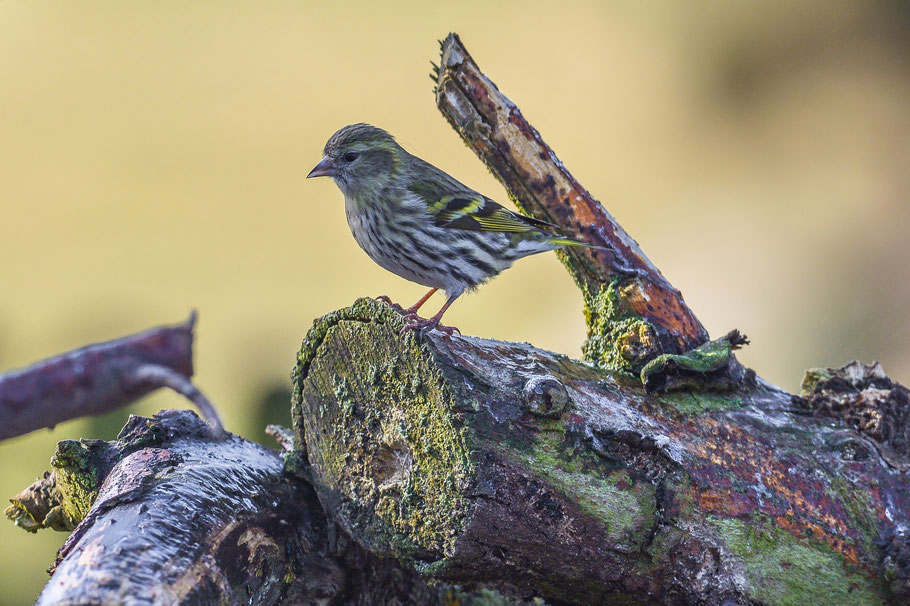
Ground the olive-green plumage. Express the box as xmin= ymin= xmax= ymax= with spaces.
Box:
xmin=307 ymin=123 xmax=592 ymax=334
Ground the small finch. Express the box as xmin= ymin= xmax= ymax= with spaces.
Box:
xmin=307 ymin=123 xmax=595 ymax=335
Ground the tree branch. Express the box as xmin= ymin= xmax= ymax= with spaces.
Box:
xmin=6 ymin=32 xmax=908 ymax=606
xmin=15 ymin=409 xmax=542 ymax=605
xmin=434 ymin=33 xmax=712 ymax=374
xmin=0 ymin=313 xmax=224 ymax=440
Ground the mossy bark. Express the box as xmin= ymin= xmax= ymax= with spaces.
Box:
xmin=292 ymin=298 xmax=908 ymax=605
xmin=15 ymin=409 xmax=525 ymax=605
xmin=15 ymin=302 xmax=906 ymax=604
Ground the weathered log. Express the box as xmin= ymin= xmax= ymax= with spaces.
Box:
xmin=292 ymin=298 xmax=909 ymax=605
xmin=21 ymin=409 xmax=528 ymax=605
xmin=29 ymin=410 xmax=322 ymax=604
xmin=15 ymin=304 xmax=907 ymax=604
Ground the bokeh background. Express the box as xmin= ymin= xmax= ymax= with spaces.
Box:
xmin=1 ymin=1 xmax=908 ymax=601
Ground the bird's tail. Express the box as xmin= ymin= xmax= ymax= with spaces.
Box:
xmin=514 ymin=231 xmax=609 ymax=258
xmin=546 ymin=235 xmax=609 ymax=251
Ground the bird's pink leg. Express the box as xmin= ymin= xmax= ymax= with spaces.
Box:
xmin=377 ymin=288 xmax=438 ymax=315
xmin=404 ymin=288 xmax=438 ymax=316
xmin=402 ymin=295 xmax=460 ymax=336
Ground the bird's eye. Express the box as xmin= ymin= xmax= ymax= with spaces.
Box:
xmin=343 ymin=152 xmax=359 ymax=162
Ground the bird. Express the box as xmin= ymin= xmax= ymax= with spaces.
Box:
xmin=307 ymin=123 xmax=597 ymax=336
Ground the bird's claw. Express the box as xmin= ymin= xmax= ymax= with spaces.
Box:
xmin=375 ymin=295 xmax=405 ymax=313
xmin=435 ymin=324 xmax=460 ymax=336
xmin=400 ymin=316 xmax=459 ymax=338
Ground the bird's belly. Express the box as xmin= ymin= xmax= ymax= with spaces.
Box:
xmin=344 ymin=201 xmax=522 ymax=297
xmin=346 ymin=205 xmax=447 ymax=290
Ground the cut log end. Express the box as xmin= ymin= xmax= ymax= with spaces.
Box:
xmin=292 ymin=298 xmax=905 ymax=604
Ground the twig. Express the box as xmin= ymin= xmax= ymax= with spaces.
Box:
xmin=265 ymin=424 xmax=295 ymax=451
xmin=131 ymin=364 xmax=225 ymax=438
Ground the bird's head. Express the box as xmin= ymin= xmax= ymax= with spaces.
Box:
xmin=307 ymin=123 xmax=403 ymax=198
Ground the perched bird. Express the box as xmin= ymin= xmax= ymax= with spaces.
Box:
xmin=307 ymin=123 xmax=595 ymax=335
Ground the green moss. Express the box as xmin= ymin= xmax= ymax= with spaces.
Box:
xmin=582 ymin=280 xmax=661 ymax=374
xmin=115 ymin=415 xmax=167 ymax=448
xmin=639 ymin=330 xmax=748 ymax=394
xmin=800 ymin=367 xmax=834 ymax=398
xmin=642 ymin=338 xmax=734 ymax=376
xmin=49 ymin=439 xmax=106 ymax=529
xmin=554 ymin=466 xmax=654 ymax=541
xmin=708 ymin=516 xmax=888 ymax=605
xmin=280 ymin=449 xmax=309 ymax=480
xmin=509 ymin=424 xmax=656 ymax=547
xmin=827 ymin=475 xmax=882 ymax=551
xmin=293 ymin=298 xmax=474 ymax=560
xmin=655 ymin=391 xmax=744 ymax=415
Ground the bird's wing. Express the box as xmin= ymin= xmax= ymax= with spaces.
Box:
xmin=406 ymin=162 xmax=558 ymax=234
xmin=431 ymin=194 xmax=558 ymax=233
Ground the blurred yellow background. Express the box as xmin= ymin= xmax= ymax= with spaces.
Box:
xmin=2 ymin=1 xmax=908 ymax=601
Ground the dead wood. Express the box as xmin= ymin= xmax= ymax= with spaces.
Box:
xmin=0 ymin=313 xmax=223 ymax=440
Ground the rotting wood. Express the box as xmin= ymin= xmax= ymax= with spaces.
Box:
xmin=6 ymin=32 xmax=908 ymax=606
xmin=15 ymin=410 xmax=532 ymax=605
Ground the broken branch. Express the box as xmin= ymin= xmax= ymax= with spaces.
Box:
xmin=434 ymin=33 xmax=710 ymax=366
xmin=0 ymin=313 xmax=224 ymax=440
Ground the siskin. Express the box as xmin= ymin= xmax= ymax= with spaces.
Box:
xmin=307 ymin=123 xmax=595 ymax=335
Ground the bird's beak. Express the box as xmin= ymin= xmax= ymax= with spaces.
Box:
xmin=307 ymin=156 xmax=338 ymax=179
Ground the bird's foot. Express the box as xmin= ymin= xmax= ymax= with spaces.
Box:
xmin=375 ymin=295 xmax=405 ymax=313
xmin=400 ymin=315 xmax=460 ymax=338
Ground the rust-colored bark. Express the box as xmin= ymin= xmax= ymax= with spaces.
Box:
xmin=290 ymin=299 xmax=909 ymax=605
xmin=434 ymin=33 xmax=708 ymax=355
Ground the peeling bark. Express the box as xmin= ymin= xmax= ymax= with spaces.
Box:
xmin=6 ymin=32 xmax=909 ymax=606
xmin=15 ymin=304 xmax=907 ymax=604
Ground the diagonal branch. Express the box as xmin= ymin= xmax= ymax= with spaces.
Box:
xmin=434 ymin=33 xmax=710 ymax=367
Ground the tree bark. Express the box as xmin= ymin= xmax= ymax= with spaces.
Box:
xmin=22 ymin=409 xmax=527 ymax=605
xmin=292 ymin=298 xmax=909 ymax=605
xmin=0 ymin=313 xmax=224 ymax=441
xmin=433 ymin=33 xmax=708 ymax=362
